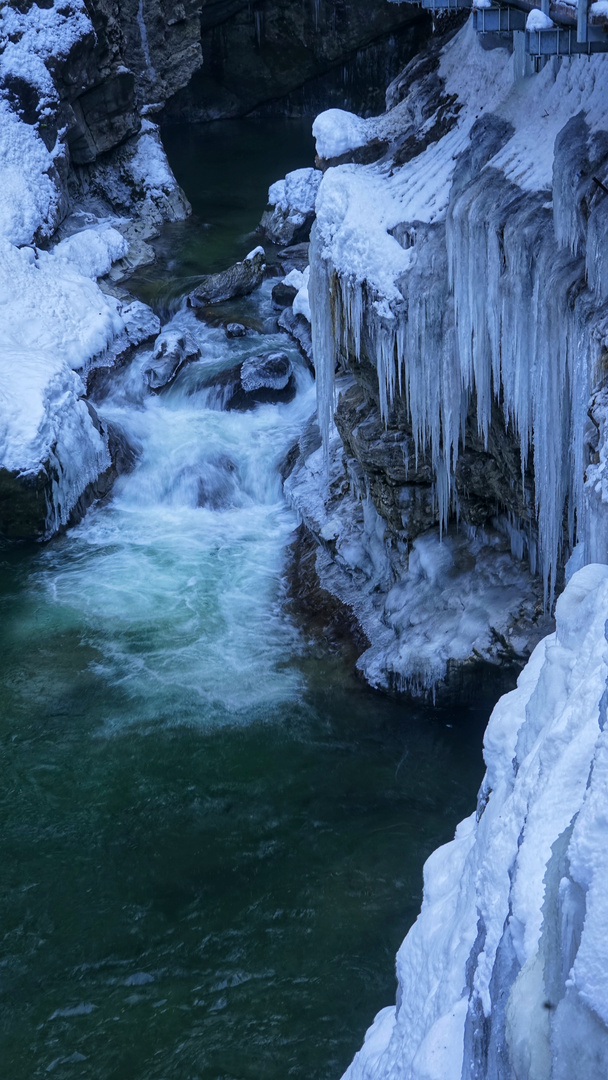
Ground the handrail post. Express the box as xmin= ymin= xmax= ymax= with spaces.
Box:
xmin=578 ymin=0 xmax=589 ymax=43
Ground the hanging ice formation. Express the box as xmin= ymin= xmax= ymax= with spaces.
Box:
xmin=310 ymin=36 xmax=608 ymax=604
xmin=137 ymin=0 xmax=157 ymax=84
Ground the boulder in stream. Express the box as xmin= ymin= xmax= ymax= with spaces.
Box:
xmin=188 ymin=247 xmax=266 ymax=307
xmin=207 ymin=351 xmax=296 ymax=411
xmin=144 ymin=330 xmax=201 ymax=391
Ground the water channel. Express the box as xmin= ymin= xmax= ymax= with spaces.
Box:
xmin=0 ymin=120 xmax=510 ymax=1080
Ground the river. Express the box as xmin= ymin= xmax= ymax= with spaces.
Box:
xmin=0 ymin=119 xmax=508 ymax=1080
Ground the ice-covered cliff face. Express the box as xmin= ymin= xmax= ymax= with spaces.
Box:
xmin=342 ymin=564 xmax=608 ymax=1080
xmin=278 ymin=19 xmax=608 ymax=692
xmin=309 ymin=22 xmax=608 ymax=604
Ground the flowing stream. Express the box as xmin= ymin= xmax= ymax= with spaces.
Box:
xmin=0 ymin=120 xmax=510 ymax=1080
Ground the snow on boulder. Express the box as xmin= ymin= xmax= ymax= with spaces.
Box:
xmin=259 ymin=168 xmax=322 ymax=246
xmin=313 ymin=109 xmax=369 ymax=161
xmin=53 ymin=224 xmax=129 ymax=279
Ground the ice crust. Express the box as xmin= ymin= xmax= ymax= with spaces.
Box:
xmin=342 ymin=565 xmax=608 ymax=1080
xmin=310 ymin=21 xmax=608 ymax=599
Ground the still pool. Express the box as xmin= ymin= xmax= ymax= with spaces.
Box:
xmin=0 ymin=119 xmax=512 ymax=1080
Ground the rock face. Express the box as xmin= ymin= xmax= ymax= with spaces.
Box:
xmin=161 ymin=0 xmax=430 ymax=121
xmin=298 ymin=20 xmax=608 ymax=678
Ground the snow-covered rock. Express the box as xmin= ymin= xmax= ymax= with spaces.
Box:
xmin=259 ymin=168 xmax=322 ymax=246
xmin=343 ymin=564 xmax=608 ymax=1080
xmin=312 ymin=108 xmax=370 ymax=160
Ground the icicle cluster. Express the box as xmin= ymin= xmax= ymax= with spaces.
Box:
xmin=311 ymin=120 xmax=608 ymax=602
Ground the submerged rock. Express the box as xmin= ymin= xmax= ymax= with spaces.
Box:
xmin=188 ymin=248 xmax=266 ymax=307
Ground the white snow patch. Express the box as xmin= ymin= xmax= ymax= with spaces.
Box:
xmin=526 ymin=8 xmax=555 ymax=28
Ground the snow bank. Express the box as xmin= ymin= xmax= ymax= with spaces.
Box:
xmin=344 ymin=565 xmax=608 ymax=1079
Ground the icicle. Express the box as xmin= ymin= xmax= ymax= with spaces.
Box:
xmin=309 ymin=223 xmax=337 ymax=462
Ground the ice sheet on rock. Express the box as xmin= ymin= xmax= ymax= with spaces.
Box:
xmin=343 ymin=565 xmax=608 ymax=1080
xmin=284 ymin=402 xmax=541 ymax=695
xmin=0 ymin=236 xmax=130 ymax=526
xmin=0 ymin=345 xmax=110 ymax=530
xmin=359 ymin=530 xmax=536 ymax=694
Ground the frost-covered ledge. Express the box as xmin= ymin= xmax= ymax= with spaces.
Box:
xmin=343 ymin=564 xmax=608 ymax=1080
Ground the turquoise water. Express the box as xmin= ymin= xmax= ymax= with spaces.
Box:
xmin=0 ymin=120 xmax=508 ymax=1080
